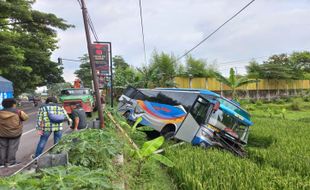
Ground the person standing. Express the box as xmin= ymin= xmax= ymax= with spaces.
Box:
xmin=0 ymin=98 xmax=29 ymax=167
xmin=34 ymin=97 xmax=71 ymax=158
xmin=69 ymin=103 xmax=87 ymax=131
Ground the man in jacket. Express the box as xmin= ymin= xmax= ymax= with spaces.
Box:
xmin=0 ymin=98 xmax=29 ymax=167
xmin=34 ymin=97 xmax=71 ymax=158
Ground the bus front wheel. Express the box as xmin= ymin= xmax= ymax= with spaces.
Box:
xmin=161 ymin=124 xmax=176 ymax=140
xmin=163 ymin=131 xmax=175 ymax=140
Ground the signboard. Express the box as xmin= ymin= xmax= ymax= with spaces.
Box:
xmin=91 ymin=43 xmax=110 ymax=74
xmin=97 ymin=74 xmax=106 ymax=89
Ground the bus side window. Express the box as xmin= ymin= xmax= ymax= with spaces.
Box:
xmin=124 ymin=87 xmax=136 ymax=98
xmin=141 ymin=90 xmax=159 ymax=102
xmin=190 ymin=98 xmax=210 ymax=125
xmin=156 ymin=92 xmax=178 ymax=105
xmin=133 ymin=91 xmax=146 ymax=100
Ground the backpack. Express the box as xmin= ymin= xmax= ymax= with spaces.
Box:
xmin=44 ymin=105 xmax=66 ymax=124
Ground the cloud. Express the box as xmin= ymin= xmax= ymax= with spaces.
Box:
xmin=33 ymin=0 xmax=310 ymax=80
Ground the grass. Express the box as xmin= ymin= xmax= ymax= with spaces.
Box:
xmin=165 ymin=98 xmax=310 ymax=190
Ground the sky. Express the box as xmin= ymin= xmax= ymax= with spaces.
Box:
xmin=33 ymin=0 xmax=310 ymax=82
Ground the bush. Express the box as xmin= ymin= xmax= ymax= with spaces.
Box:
xmin=262 ymin=99 xmax=272 ymax=104
xmin=0 ymin=166 xmax=114 ymax=190
xmin=303 ymin=95 xmax=310 ymax=102
xmin=244 ymin=104 xmax=256 ymax=111
xmin=273 ymin=98 xmax=285 ymax=104
xmin=255 ymin=100 xmax=263 ymax=106
xmin=289 ymin=99 xmax=302 ymax=111
xmin=52 ymin=128 xmax=123 ymax=170
xmin=249 ymin=99 xmax=257 ymax=104
xmin=283 ymin=96 xmax=293 ymax=103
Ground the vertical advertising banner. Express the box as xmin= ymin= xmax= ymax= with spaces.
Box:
xmin=91 ymin=43 xmax=110 ymax=75
xmin=91 ymin=42 xmax=111 ymax=89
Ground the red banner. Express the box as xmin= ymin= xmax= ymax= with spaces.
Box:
xmin=91 ymin=43 xmax=110 ymax=74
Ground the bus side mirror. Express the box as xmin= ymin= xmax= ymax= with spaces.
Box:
xmin=213 ymin=102 xmax=220 ymax=111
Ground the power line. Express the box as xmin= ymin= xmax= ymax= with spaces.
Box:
xmin=138 ymin=0 xmax=148 ymax=65
xmin=77 ymin=0 xmax=99 ymax=41
xmin=175 ymin=0 xmax=256 ymax=62
xmin=77 ymin=0 xmax=82 ymax=8
xmin=217 ymin=56 xmax=267 ymax=65
xmin=87 ymin=12 xmax=99 ymax=41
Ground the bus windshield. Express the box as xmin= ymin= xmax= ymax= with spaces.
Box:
xmin=217 ymin=98 xmax=250 ymax=120
xmin=61 ymin=89 xmax=91 ymax=96
xmin=208 ymin=109 xmax=249 ymax=143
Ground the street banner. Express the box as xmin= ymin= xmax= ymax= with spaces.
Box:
xmin=91 ymin=43 xmax=110 ymax=74
xmin=97 ymin=74 xmax=106 ymax=89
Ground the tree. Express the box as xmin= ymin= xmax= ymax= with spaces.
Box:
xmin=0 ymin=0 xmax=73 ymax=95
xmin=264 ymin=53 xmax=303 ymax=80
xmin=47 ymin=82 xmax=72 ymax=96
xmin=113 ymin=55 xmax=129 ymax=69
xmin=138 ymin=51 xmax=177 ymax=88
xmin=74 ymin=55 xmax=92 ymax=88
xmin=176 ymin=64 xmax=187 ymax=77
xmin=215 ymin=68 xmax=256 ymax=99
xmin=114 ymin=67 xmax=140 ymax=88
xmin=113 ymin=55 xmax=139 ymax=87
xmin=289 ymin=51 xmax=310 ymax=74
xmin=185 ymin=55 xmax=207 ymax=77
xmin=260 ymin=63 xmax=294 ymax=98
xmin=246 ymin=60 xmax=262 ymax=99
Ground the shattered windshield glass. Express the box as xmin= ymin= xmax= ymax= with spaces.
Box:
xmin=208 ymin=109 xmax=249 ymax=143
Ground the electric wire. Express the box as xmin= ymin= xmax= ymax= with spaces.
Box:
xmin=77 ymin=0 xmax=82 ymax=8
xmin=138 ymin=0 xmax=148 ymax=65
xmin=175 ymin=0 xmax=256 ymax=62
xmin=87 ymin=12 xmax=99 ymax=42
xmin=218 ymin=56 xmax=267 ymax=65
xmin=77 ymin=0 xmax=99 ymax=42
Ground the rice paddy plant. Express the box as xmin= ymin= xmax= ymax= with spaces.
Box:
xmin=166 ymin=106 xmax=310 ymax=190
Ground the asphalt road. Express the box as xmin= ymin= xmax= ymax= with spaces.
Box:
xmin=0 ymin=102 xmax=71 ymax=177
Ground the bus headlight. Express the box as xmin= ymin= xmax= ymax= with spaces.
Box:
xmin=201 ymin=129 xmax=208 ymax=137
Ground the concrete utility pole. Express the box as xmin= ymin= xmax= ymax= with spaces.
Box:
xmin=80 ymin=0 xmax=105 ymax=128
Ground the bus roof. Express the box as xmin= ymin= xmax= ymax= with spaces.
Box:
xmin=155 ymin=88 xmax=220 ymax=97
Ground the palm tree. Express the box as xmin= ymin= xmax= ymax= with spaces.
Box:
xmin=215 ymin=68 xmax=257 ymax=99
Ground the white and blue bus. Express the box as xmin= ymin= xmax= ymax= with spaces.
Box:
xmin=118 ymin=86 xmax=253 ymax=156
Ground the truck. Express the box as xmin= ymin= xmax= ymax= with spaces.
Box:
xmin=118 ymin=86 xmax=253 ymax=157
xmin=59 ymin=88 xmax=95 ymax=117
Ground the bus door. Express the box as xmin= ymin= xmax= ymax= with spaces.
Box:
xmin=175 ymin=95 xmax=214 ymax=143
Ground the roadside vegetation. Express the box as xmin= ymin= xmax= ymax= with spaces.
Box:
xmin=0 ymin=109 xmax=176 ymax=190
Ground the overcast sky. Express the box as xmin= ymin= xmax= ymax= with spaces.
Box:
xmin=33 ymin=0 xmax=310 ymax=82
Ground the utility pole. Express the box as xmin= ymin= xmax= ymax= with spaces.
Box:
xmin=80 ymin=0 xmax=105 ymax=128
